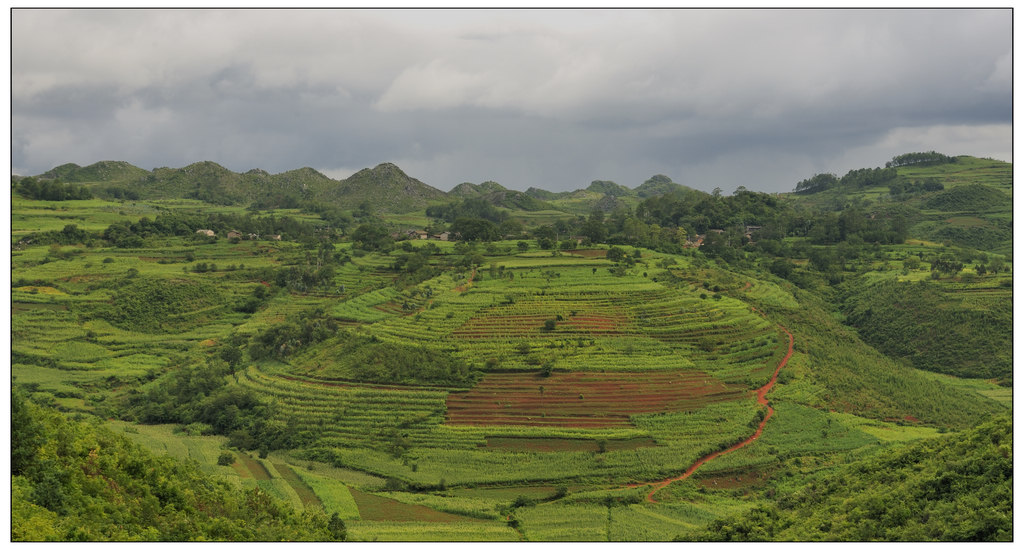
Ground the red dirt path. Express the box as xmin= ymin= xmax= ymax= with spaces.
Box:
xmin=643 ymin=319 xmax=794 ymax=502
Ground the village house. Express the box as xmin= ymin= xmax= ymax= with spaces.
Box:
xmin=267 ymin=234 xmax=282 ymax=241
xmin=407 ymin=229 xmax=429 ymax=240
xmin=433 ymin=231 xmax=450 ymax=241
xmin=744 ymin=225 xmax=762 ymax=242
xmin=195 ymin=229 xmax=215 ymax=237
xmin=226 ymin=231 xmax=242 ymax=239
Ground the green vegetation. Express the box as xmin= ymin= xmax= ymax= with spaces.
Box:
xmin=696 ymin=414 xmax=1011 ymax=541
xmin=11 ymin=391 xmax=345 ymax=541
xmin=11 ymin=153 xmax=1011 ymax=541
xmin=840 ymin=276 xmax=1011 ymax=382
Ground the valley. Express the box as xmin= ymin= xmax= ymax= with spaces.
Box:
xmin=10 ymin=153 xmax=1013 ymax=541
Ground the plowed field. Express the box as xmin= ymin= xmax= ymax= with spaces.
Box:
xmin=446 ymin=371 xmax=746 ymax=428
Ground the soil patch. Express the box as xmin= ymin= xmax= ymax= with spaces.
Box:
xmin=349 ymin=488 xmax=485 ymax=523
xmin=12 ymin=302 xmax=68 ymax=314
xmin=236 ymin=452 xmax=271 ymax=481
xmin=564 ymin=249 xmax=608 ymax=258
xmin=696 ymin=469 xmax=771 ymax=490
xmin=274 ymin=463 xmax=323 ymax=509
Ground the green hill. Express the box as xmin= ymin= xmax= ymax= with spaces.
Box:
xmin=41 ymin=160 xmax=150 ymax=183
xmin=587 ymin=180 xmax=634 ymax=197
xmin=635 ymin=174 xmax=689 ymax=198
xmin=323 ymin=162 xmax=447 ymax=214
xmin=787 ymin=155 xmax=1012 ymax=253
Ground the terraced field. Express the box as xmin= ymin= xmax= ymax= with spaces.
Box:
xmin=446 ymin=371 xmax=746 ymax=428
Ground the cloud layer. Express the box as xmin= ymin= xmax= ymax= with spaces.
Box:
xmin=12 ymin=8 xmax=1011 ymax=193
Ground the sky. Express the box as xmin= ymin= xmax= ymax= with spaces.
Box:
xmin=10 ymin=7 xmax=1013 ymax=194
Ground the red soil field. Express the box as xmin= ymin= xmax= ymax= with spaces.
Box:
xmin=564 ymin=249 xmax=609 ymax=258
xmin=446 ymin=371 xmax=747 ymax=428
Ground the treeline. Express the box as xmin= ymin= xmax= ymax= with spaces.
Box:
xmin=17 ymin=211 xmax=334 ymax=250
xmin=13 ymin=391 xmax=346 ymax=541
xmin=693 ymin=413 xmax=1011 ymax=541
xmin=98 ymin=212 xmax=328 ymax=248
xmin=14 ymin=177 xmax=93 ymax=201
xmin=426 ymin=197 xmax=509 ymax=223
xmin=886 ymin=151 xmax=957 ymax=168
xmin=794 ymin=167 xmax=898 ymax=194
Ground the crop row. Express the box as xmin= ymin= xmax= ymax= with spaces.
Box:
xmin=446 ymin=370 xmax=748 ymax=428
xmin=236 ymin=367 xmax=486 ymax=450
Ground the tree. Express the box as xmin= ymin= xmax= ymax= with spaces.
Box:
xmin=328 ymin=513 xmax=347 ymax=541
xmin=581 ymin=210 xmax=607 ymax=243
xmin=451 ymin=217 xmax=500 ymax=242
xmin=351 ymin=223 xmax=392 ymax=251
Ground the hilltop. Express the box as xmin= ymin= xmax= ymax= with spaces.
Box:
xmin=23 ymin=160 xmax=705 ymax=217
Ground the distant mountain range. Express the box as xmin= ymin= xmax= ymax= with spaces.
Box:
xmin=21 ymin=160 xmax=695 ymax=214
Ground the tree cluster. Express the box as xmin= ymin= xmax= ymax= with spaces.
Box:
xmin=14 ymin=177 xmax=93 ymax=201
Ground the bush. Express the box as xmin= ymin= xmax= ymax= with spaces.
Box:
xmin=217 ymin=451 xmax=235 ymax=466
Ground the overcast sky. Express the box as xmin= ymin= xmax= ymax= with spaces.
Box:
xmin=11 ymin=8 xmax=1012 ymax=194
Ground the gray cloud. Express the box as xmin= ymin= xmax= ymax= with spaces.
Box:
xmin=12 ymin=8 xmax=1011 ymax=194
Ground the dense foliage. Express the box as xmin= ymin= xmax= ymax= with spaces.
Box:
xmin=125 ymin=357 xmax=306 ymax=452
xmin=696 ymin=414 xmax=1011 ymax=541
xmin=337 ymin=337 xmax=478 ymax=387
xmin=426 ymin=196 xmax=509 ymax=223
xmin=12 ymin=392 xmax=345 ymax=541
xmin=840 ymin=278 xmax=1012 ymax=382
xmin=109 ymin=277 xmax=224 ymax=333
xmin=247 ymin=308 xmax=339 ymax=360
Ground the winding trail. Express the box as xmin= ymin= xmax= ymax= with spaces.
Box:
xmin=644 ymin=317 xmax=794 ymax=503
